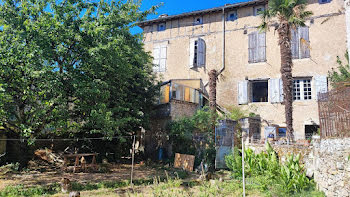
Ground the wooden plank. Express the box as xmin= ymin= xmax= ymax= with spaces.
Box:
xmin=174 ymin=153 xmax=195 ymax=172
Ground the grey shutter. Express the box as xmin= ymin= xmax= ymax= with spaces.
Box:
xmin=291 ymin=28 xmax=299 ymax=59
xmin=269 ymin=78 xmax=280 ymax=103
xmin=314 ymin=75 xmax=328 ymax=100
xmin=238 ymin=80 xmax=249 ymax=105
xmin=198 ymin=38 xmax=205 ymax=67
xmin=279 ymin=78 xmax=284 ymax=102
xmin=299 ymin=27 xmax=310 ymax=58
xmin=248 ymin=33 xmax=257 ymax=63
xmin=257 ymin=32 xmax=266 ymax=62
xmin=189 ymin=40 xmax=195 ymax=68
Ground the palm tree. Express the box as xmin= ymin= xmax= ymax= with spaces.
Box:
xmin=260 ymin=0 xmax=312 ymax=142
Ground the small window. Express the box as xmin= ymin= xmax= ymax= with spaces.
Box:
xmin=157 ymin=23 xmax=166 ymax=31
xmin=305 ymin=125 xmax=319 ymax=140
xmin=254 ymin=5 xmax=265 ymax=16
xmin=194 ymin=16 xmax=203 ymax=25
xmin=293 ymin=78 xmax=312 ymax=101
xmin=251 ymin=81 xmax=268 ymax=103
xmin=277 ymin=127 xmax=287 ymax=138
xmin=227 ymin=11 xmax=238 ymax=21
xmin=318 ymin=0 xmax=331 ymax=4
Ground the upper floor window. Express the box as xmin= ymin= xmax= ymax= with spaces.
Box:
xmin=254 ymin=5 xmax=265 ymax=16
xmin=157 ymin=23 xmax=166 ymax=31
xmin=189 ymin=38 xmax=206 ymax=68
xmin=153 ymin=44 xmax=167 ymax=72
xmin=227 ymin=11 xmax=238 ymax=21
xmin=291 ymin=26 xmax=310 ymax=59
xmin=293 ymin=78 xmax=312 ymax=101
xmin=318 ymin=0 xmax=331 ymax=4
xmin=248 ymin=31 xmax=266 ymax=63
xmin=194 ymin=16 xmax=203 ymax=25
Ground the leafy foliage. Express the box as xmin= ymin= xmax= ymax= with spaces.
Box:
xmin=328 ymin=51 xmax=350 ymax=87
xmin=167 ymin=107 xmax=218 ymax=169
xmin=0 ymin=0 xmax=159 ymax=142
xmin=260 ymin=0 xmax=313 ymax=30
xmin=225 ymin=142 xmax=314 ymax=194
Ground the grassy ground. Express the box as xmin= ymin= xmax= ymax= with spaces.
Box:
xmin=0 ymin=172 xmax=325 ymax=197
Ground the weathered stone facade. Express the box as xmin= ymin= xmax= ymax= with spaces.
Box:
xmin=247 ymin=138 xmax=350 ymax=197
xmin=139 ymin=0 xmax=347 ymax=139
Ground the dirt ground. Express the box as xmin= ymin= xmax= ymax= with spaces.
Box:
xmin=0 ymin=163 xmax=170 ymax=190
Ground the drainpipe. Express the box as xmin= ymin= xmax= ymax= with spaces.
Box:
xmin=219 ymin=5 xmax=226 ymax=75
xmin=345 ymin=0 xmax=350 ymax=54
xmin=204 ymin=5 xmax=227 ymax=88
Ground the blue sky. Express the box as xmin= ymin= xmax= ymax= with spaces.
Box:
xmin=132 ymin=0 xmax=250 ymax=34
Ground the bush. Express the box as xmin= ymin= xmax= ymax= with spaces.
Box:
xmin=225 ymin=142 xmax=316 ymax=194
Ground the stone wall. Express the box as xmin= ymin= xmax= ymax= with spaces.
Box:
xmin=247 ymin=138 xmax=350 ymax=197
xmin=311 ymin=138 xmax=350 ymax=197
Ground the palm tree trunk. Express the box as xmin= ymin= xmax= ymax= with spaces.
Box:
xmin=277 ymin=20 xmax=294 ymax=143
xmin=208 ymin=69 xmax=218 ymax=111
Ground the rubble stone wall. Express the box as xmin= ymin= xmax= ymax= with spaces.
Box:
xmin=247 ymin=138 xmax=350 ymax=197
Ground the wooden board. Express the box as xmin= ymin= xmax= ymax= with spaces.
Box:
xmin=174 ymin=153 xmax=195 ymax=172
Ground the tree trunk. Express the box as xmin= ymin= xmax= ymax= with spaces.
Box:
xmin=277 ymin=20 xmax=294 ymax=143
xmin=208 ymin=69 xmax=218 ymax=136
xmin=208 ymin=70 xmax=218 ymax=111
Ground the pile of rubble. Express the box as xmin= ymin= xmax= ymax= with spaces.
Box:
xmin=28 ymin=149 xmax=64 ymax=171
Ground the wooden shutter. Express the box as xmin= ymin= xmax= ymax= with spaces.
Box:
xmin=159 ymin=45 xmax=167 ymax=72
xmin=197 ymin=38 xmax=205 ymax=67
xmin=189 ymin=40 xmax=195 ymax=68
xmin=314 ymin=75 xmax=328 ymax=100
xmin=299 ymin=27 xmax=310 ymax=58
xmin=269 ymin=78 xmax=280 ymax=103
xmin=238 ymin=80 xmax=249 ymax=105
xmin=257 ymin=32 xmax=266 ymax=62
xmin=291 ymin=28 xmax=299 ymax=59
xmin=279 ymin=78 xmax=284 ymax=102
xmin=153 ymin=46 xmax=161 ymax=71
xmin=248 ymin=33 xmax=257 ymax=63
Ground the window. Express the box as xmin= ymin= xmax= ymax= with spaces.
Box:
xmin=318 ymin=0 xmax=331 ymax=4
xmin=157 ymin=23 xmax=166 ymax=31
xmin=277 ymin=127 xmax=287 ymax=138
xmin=251 ymin=81 xmax=268 ymax=102
xmin=189 ymin=38 xmax=205 ymax=68
xmin=291 ymin=27 xmax=310 ymax=59
xmin=194 ymin=16 xmax=203 ymax=25
xmin=227 ymin=11 xmax=238 ymax=21
xmin=254 ymin=5 xmax=265 ymax=16
xmin=237 ymin=80 xmax=268 ymax=104
xmin=153 ymin=45 xmax=167 ymax=72
xmin=305 ymin=125 xmax=319 ymax=140
xmin=248 ymin=32 xmax=266 ymax=63
xmin=293 ymin=78 xmax=312 ymax=101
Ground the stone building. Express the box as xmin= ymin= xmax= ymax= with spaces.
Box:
xmin=138 ymin=0 xmax=347 ymax=140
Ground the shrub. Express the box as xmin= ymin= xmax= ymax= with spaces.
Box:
xmin=225 ymin=142 xmax=315 ymax=194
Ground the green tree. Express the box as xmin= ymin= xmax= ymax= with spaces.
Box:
xmin=0 ymin=0 xmax=158 ymax=143
xmin=328 ymin=51 xmax=350 ymax=87
xmin=260 ymin=0 xmax=312 ymax=142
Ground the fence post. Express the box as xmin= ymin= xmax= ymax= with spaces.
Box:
xmin=242 ymin=132 xmax=246 ymax=197
xmin=131 ymin=135 xmax=136 ymax=186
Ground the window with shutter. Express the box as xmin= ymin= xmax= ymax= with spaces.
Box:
xmin=189 ymin=38 xmax=206 ymax=68
xmin=248 ymin=32 xmax=266 ymax=63
xmin=291 ymin=27 xmax=310 ymax=59
xmin=293 ymin=77 xmax=312 ymax=101
xmin=153 ymin=45 xmax=167 ymax=72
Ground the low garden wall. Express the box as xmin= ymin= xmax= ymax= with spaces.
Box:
xmin=247 ymin=138 xmax=350 ymax=197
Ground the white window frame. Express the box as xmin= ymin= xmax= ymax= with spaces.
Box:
xmin=153 ymin=45 xmax=167 ymax=72
xmin=254 ymin=5 xmax=265 ymax=16
xmin=194 ymin=16 xmax=203 ymax=25
xmin=227 ymin=10 xmax=238 ymax=21
xmin=293 ymin=78 xmax=312 ymax=101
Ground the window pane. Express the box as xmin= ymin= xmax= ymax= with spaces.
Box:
xmin=293 ymin=80 xmax=301 ymax=100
